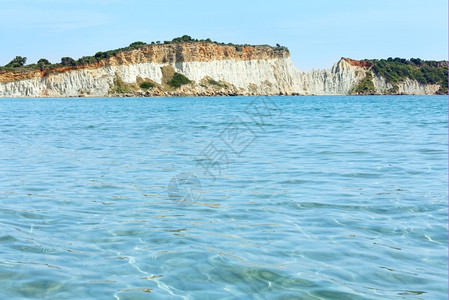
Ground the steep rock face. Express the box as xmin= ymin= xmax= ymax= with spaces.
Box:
xmin=0 ymin=43 xmax=443 ymax=97
xmin=0 ymin=58 xmax=301 ymax=97
xmin=372 ymin=76 xmax=441 ymax=95
xmin=174 ymin=57 xmax=301 ymax=94
xmin=0 ymin=43 xmax=297 ymax=97
xmin=297 ymin=59 xmax=366 ymax=95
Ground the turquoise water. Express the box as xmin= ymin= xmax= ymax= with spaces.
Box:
xmin=0 ymin=96 xmax=447 ymax=299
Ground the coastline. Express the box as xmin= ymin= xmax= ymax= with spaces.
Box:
xmin=0 ymin=43 xmax=446 ymax=98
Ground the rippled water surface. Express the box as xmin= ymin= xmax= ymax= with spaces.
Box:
xmin=0 ymin=96 xmax=447 ymax=299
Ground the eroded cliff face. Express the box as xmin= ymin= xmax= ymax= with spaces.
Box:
xmin=0 ymin=43 xmax=443 ymax=97
xmin=371 ymin=76 xmax=441 ymax=95
xmin=297 ymin=59 xmax=367 ymax=95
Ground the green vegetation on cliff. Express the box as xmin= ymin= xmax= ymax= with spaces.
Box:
xmin=365 ymin=58 xmax=448 ymax=94
xmin=163 ymin=35 xmax=289 ymax=53
xmin=110 ymin=75 xmax=133 ymax=94
xmin=168 ymin=73 xmax=191 ymax=88
xmin=207 ymin=78 xmax=226 ymax=88
xmin=108 ymin=66 xmax=193 ymax=95
xmin=350 ymin=72 xmax=376 ymax=95
xmin=93 ymin=41 xmax=148 ymax=61
xmin=5 ymin=56 xmax=27 ymax=68
xmin=139 ymin=81 xmax=155 ymax=90
xmin=37 ymin=58 xmax=51 ymax=70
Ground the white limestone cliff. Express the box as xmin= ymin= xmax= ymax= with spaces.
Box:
xmin=372 ymin=76 xmax=441 ymax=95
xmin=0 ymin=54 xmax=442 ymax=97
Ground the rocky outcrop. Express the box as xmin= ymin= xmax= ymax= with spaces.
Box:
xmin=372 ymin=76 xmax=441 ymax=95
xmin=0 ymin=43 xmax=444 ymax=97
xmin=296 ymin=59 xmax=367 ymax=95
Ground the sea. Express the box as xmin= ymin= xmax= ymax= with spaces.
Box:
xmin=0 ymin=96 xmax=447 ymax=299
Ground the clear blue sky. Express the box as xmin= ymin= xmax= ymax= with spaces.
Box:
xmin=0 ymin=0 xmax=447 ymax=70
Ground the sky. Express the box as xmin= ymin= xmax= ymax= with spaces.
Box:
xmin=0 ymin=0 xmax=447 ymax=71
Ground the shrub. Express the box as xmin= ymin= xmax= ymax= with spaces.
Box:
xmin=351 ymin=72 xmax=376 ymax=94
xmin=77 ymin=56 xmax=97 ymax=65
xmin=61 ymin=57 xmax=76 ymax=66
xmin=5 ymin=56 xmax=27 ymax=68
xmin=139 ymin=81 xmax=155 ymax=90
xmin=37 ymin=58 xmax=50 ymax=70
xmin=208 ymin=78 xmax=225 ymax=87
xmin=172 ymin=35 xmax=198 ymax=43
xmin=37 ymin=58 xmax=50 ymax=65
xmin=95 ymin=51 xmax=110 ymax=60
xmin=168 ymin=72 xmax=191 ymax=88
xmin=110 ymin=75 xmax=131 ymax=94
xmin=129 ymin=41 xmax=147 ymax=49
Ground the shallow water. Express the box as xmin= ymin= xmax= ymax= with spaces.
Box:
xmin=0 ymin=96 xmax=447 ymax=299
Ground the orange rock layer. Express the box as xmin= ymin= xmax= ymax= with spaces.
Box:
xmin=343 ymin=58 xmax=373 ymax=68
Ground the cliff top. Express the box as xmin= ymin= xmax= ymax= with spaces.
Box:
xmin=0 ymin=36 xmax=290 ymax=83
xmin=0 ymin=35 xmax=289 ymax=72
xmin=342 ymin=57 xmax=448 ymax=91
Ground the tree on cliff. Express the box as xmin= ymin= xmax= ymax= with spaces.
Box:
xmin=5 ymin=56 xmax=27 ymax=68
xmin=37 ymin=58 xmax=50 ymax=65
xmin=172 ymin=35 xmax=197 ymax=43
xmin=61 ymin=57 xmax=76 ymax=67
xmin=37 ymin=58 xmax=51 ymax=71
xmin=128 ymin=41 xmax=147 ymax=49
